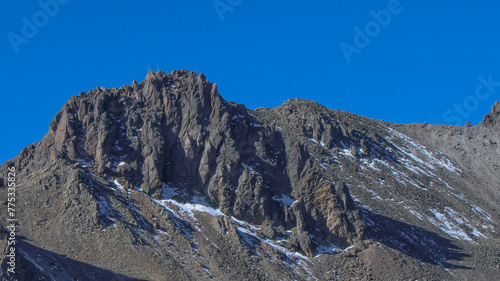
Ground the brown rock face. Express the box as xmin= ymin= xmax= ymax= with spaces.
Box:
xmin=1 ymin=70 xmax=498 ymax=280
xmin=8 ymin=70 xmax=363 ymax=256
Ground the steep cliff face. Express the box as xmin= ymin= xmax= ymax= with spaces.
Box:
xmin=0 ymin=71 xmax=499 ymax=280
xmin=31 ymin=70 xmax=364 ymax=253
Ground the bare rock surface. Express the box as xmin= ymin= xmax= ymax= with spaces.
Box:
xmin=0 ymin=70 xmax=499 ymax=280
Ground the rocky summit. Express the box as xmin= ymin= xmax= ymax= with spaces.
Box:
xmin=1 ymin=70 xmax=499 ymax=280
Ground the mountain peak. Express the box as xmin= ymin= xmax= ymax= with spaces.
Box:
xmin=1 ymin=71 xmax=499 ymax=280
xmin=481 ymin=101 xmax=500 ymax=128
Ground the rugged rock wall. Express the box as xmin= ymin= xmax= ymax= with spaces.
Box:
xmin=4 ymin=70 xmax=364 ymax=257
xmin=1 ymin=70 xmax=498 ymax=280
xmin=481 ymin=100 xmax=500 ymax=128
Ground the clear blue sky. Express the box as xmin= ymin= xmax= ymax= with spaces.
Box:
xmin=2 ymin=1 xmax=500 ymax=163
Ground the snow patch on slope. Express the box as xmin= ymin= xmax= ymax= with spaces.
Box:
xmin=427 ymin=209 xmax=474 ymax=241
xmin=387 ymin=128 xmax=462 ymax=175
xmin=272 ymin=194 xmax=297 ymax=206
